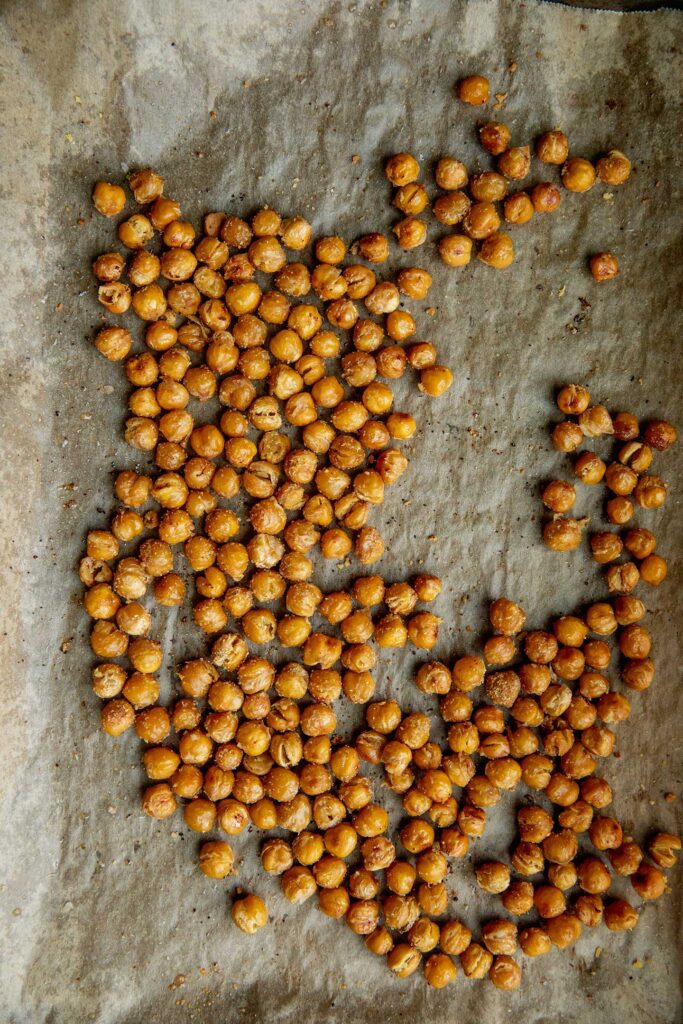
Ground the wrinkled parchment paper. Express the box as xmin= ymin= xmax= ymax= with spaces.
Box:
xmin=1 ymin=1 xmax=681 ymax=1021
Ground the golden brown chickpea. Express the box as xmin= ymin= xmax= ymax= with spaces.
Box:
xmin=98 ymin=282 xmax=132 ymax=315
xmin=639 ymin=554 xmax=667 ymax=586
xmin=648 ymin=832 xmax=681 ymax=869
xmin=556 ymin=383 xmax=589 ymax=414
xmin=543 ymin=517 xmax=586 ymax=552
xmin=463 ymin=201 xmax=500 ymax=240
xmin=457 ymin=74 xmax=489 ymax=105
xmin=385 ymin=152 xmax=420 ymax=186
xmin=198 ymin=839 xmax=234 ymax=880
xmin=93 ymin=251 xmax=125 ymax=282
xmin=574 ymin=893 xmax=604 ymax=928
xmin=608 ymin=841 xmax=643 ymax=877
xmin=437 ymin=233 xmax=472 ymax=268
xmin=534 ymin=884 xmax=566 ymax=920
xmin=581 ymin=777 xmax=613 ymax=809
xmin=498 ymin=146 xmax=531 ymax=180
xmin=606 ymin=496 xmax=634 ymax=526
xmin=478 ymin=122 xmax=510 ymax=155
xmin=632 ymin=862 xmax=667 ymax=901
xmin=551 ymin=421 xmax=583 ymax=454
xmin=475 ymin=861 xmax=510 ymax=894
xmin=231 ymin=893 xmax=268 ymax=934
xmin=519 ymin=925 xmax=553 ymax=957
xmin=590 ymin=252 xmax=619 ymax=282
xmin=418 ymin=365 xmax=453 ymax=398
xmin=504 ymin=191 xmax=534 ymax=225
xmin=602 ymin=899 xmax=639 ymax=932
xmin=489 ymin=955 xmax=521 ymax=991
xmin=529 ymin=182 xmax=561 ymax=213
xmin=100 ymin=697 xmax=135 ymax=736
xmin=118 ymin=213 xmax=154 ymax=250
xmin=471 ymin=171 xmax=507 ymax=202
xmin=546 ymin=913 xmax=582 ymax=949
xmin=536 ymin=130 xmax=569 ymax=164
xmin=605 ymin=462 xmax=638 ymax=496
xmin=596 ymin=149 xmax=631 ymax=186
xmin=395 ymin=268 xmax=432 ymax=304
xmin=644 ymin=418 xmax=677 ymax=450
xmin=634 ymin=474 xmax=667 ymax=509
xmin=92 ymin=180 xmax=127 ymax=219
xmin=562 ymin=157 xmax=596 ymax=192
xmin=478 ymin=232 xmax=514 ymax=269
xmin=589 ymin=815 xmax=623 ymax=851
xmin=142 ymin=782 xmax=177 ymax=819
xmin=502 ymin=881 xmax=534 ymax=917
xmin=460 ymin=942 xmax=493 ymax=979
xmin=393 ymin=217 xmax=427 ymax=249
xmin=416 ymin=950 xmax=454 ymax=988
xmin=184 ymin=797 xmax=217 ymax=834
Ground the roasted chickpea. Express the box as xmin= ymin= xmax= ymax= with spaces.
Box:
xmin=590 ymin=252 xmax=619 ymax=282
xmin=456 ymin=74 xmax=489 ymax=105
xmin=562 ymin=157 xmax=596 ymax=192
xmin=536 ymin=130 xmax=569 ymax=164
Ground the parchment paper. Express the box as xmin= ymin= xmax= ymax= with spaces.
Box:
xmin=0 ymin=1 xmax=681 ymax=1022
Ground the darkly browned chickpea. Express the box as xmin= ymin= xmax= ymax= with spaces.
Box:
xmin=478 ymin=122 xmax=510 ymax=156
xmin=644 ymin=418 xmax=677 ymax=451
xmin=456 ymin=74 xmax=489 ymax=105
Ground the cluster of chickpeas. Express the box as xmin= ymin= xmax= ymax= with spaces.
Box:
xmin=380 ymin=73 xmax=629 ymax=275
xmin=423 ymin=596 xmax=680 ymax=981
xmin=544 ymin=384 xmax=675 ymax=583
xmin=84 ymin=145 xmax=677 ymax=990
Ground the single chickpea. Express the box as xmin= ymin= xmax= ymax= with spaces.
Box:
xmin=561 ymin=157 xmax=596 ymax=193
xmin=644 ymin=419 xmax=677 ymax=451
xmin=498 ymin=878 xmax=533 ymax=917
xmin=596 ymin=150 xmax=631 ymax=186
xmin=519 ymin=926 xmax=552 ymax=957
xmin=536 ymin=130 xmax=569 ymax=165
xmin=460 ymin=943 xmax=493 ymax=980
xmin=504 ymin=192 xmax=534 ymax=225
xmin=385 ymin=152 xmax=420 ymax=186
xmin=142 ymin=783 xmax=177 ymax=819
xmin=463 ymin=201 xmax=500 ymax=239
xmin=231 ymin=894 xmax=268 ymax=934
xmin=543 ymin=517 xmax=586 ymax=552
xmin=456 ymin=75 xmax=489 ymax=105
xmin=437 ymin=233 xmax=472 ymax=267
xmin=648 ymin=832 xmax=681 ymax=869
xmin=93 ymin=180 xmax=126 ymax=217
xmin=498 ymin=146 xmax=530 ymax=180
xmin=421 ymin=952 xmax=455 ymax=988
xmin=530 ymin=182 xmax=561 ymax=213
xmin=396 ymin=266 xmax=432 ymax=299
xmin=475 ymin=861 xmax=510 ymax=894
xmin=631 ymin=862 xmax=667 ymax=901
xmin=478 ymin=232 xmax=514 ymax=269
xmin=590 ymin=252 xmax=619 ymax=282
xmin=478 ymin=122 xmax=510 ymax=156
